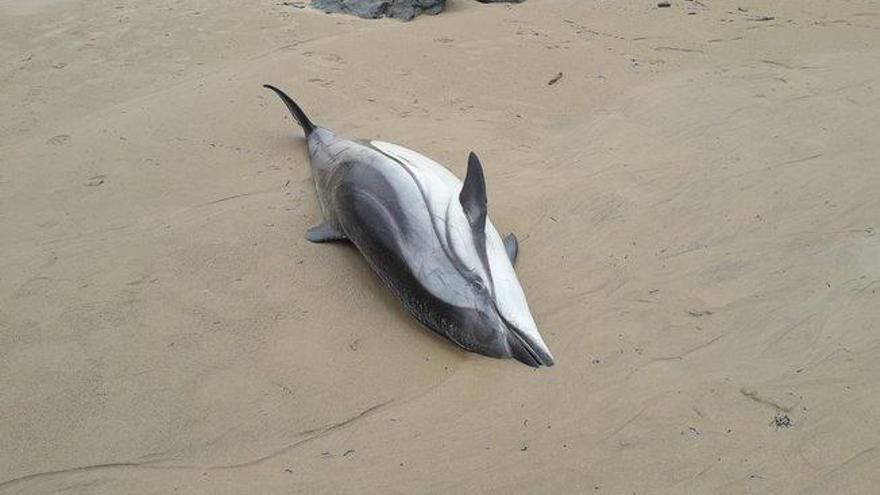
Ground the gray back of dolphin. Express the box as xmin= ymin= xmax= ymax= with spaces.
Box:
xmin=264 ymin=85 xmax=554 ymax=367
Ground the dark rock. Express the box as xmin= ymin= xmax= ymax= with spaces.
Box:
xmin=310 ymin=0 xmax=445 ymax=21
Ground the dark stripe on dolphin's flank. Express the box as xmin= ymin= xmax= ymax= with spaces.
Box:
xmin=368 ymin=143 xmax=495 ymax=299
xmin=332 ymin=161 xmax=522 ymax=360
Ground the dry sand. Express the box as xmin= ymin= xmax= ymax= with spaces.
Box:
xmin=1 ymin=0 xmax=879 ymax=493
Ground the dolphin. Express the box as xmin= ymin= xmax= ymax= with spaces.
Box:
xmin=264 ymin=85 xmax=555 ymax=367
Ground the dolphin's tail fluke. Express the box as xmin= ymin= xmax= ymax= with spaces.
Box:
xmin=263 ymin=84 xmax=316 ymax=137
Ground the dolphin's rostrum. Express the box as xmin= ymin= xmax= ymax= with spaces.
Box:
xmin=264 ymin=85 xmax=555 ymax=367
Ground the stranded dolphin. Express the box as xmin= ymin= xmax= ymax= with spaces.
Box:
xmin=264 ymin=85 xmax=555 ymax=367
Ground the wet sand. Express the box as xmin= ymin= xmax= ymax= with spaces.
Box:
xmin=1 ymin=0 xmax=879 ymax=493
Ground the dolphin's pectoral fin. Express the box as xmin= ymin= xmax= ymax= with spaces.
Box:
xmin=503 ymin=233 xmax=519 ymax=264
xmin=305 ymin=222 xmax=347 ymax=243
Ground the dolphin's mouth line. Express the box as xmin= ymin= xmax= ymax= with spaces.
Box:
xmin=498 ymin=311 xmax=549 ymax=367
xmin=511 ymin=330 xmax=544 ymax=366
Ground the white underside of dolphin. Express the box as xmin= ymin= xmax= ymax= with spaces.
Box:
xmin=265 ymin=85 xmax=555 ymax=367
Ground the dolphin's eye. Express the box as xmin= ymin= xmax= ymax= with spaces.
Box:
xmin=473 ymin=279 xmax=486 ymax=292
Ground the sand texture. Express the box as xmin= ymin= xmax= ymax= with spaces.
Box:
xmin=1 ymin=0 xmax=879 ymax=493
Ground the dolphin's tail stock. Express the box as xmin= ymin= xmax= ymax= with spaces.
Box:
xmin=263 ymin=84 xmax=316 ymax=137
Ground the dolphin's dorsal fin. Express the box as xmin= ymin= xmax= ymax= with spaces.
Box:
xmin=460 ymin=152 xmax=488 ymax=232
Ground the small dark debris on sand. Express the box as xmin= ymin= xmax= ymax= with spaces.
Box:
xmin=47 ymin=134 xmax=70 ymax=145
xmin=548 ymin=72 xmax=564 ymax=85
xmin=85 ymin=175 xmax=105 ymax=187
xmin=657 ymin=1 xmax=671 ymax=7
xmin=772 ymin=413 xmax=793 ymax=429
xmin=687 ymin=310 xmax=714 ymax=317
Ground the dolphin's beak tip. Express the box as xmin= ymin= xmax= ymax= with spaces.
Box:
xmin=537 ymin=353 xmax=555 ymax=368
xmin=517 ymin=354 xmax=554 ymax=368
xmin=508 ymin=336 xmax=555 ymax=368
xmin=527 ymin=340 xmax=555 ymax=368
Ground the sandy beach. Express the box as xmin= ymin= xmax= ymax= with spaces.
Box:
xmin=2 ymin=0 xmax=879 ymax=493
